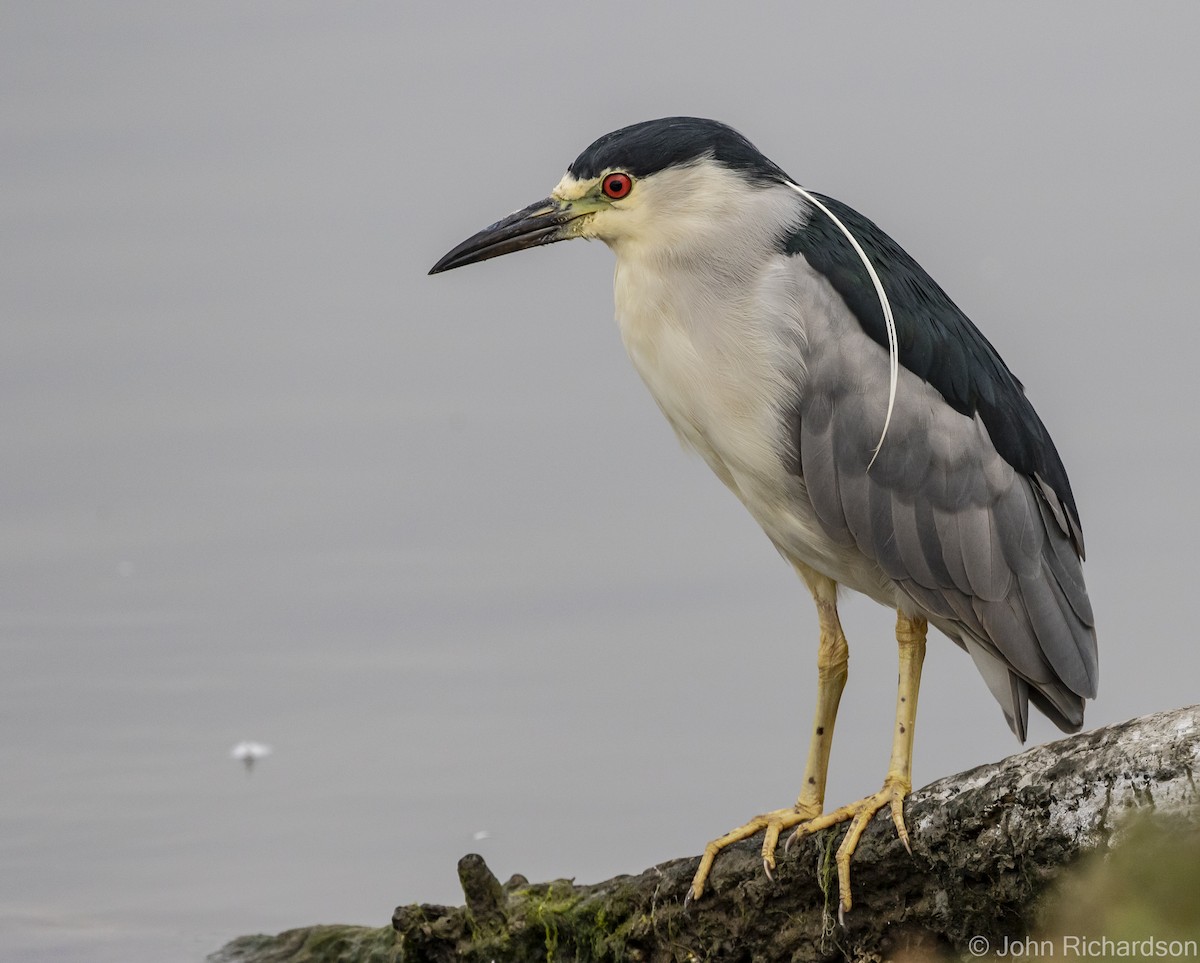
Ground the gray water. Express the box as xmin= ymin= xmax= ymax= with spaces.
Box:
xmin=4 ymin=4 xmax=1199 ymax=960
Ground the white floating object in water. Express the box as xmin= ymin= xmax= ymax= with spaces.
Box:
xmin=230 ymin=741 xmax=273 ymax=771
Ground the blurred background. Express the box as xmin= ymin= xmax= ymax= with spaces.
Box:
xmin=3 ymin=3 xmax=1198 ymax=960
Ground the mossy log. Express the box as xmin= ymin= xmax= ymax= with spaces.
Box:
xmin=210 ymin=704 xmax=1200 ymax=963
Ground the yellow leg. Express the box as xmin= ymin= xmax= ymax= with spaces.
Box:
xmin=793 ymin=571 xmax=849 ymax=814
xmin=688 ymin=565 xmax=848 ymax=902
xmin=786 ymin=612 xmax=927 ymax=919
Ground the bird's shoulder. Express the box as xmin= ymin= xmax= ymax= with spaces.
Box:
xmin=781 ymin=192 xmax=1083 ymax=554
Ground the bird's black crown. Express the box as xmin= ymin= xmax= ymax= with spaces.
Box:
xmin=568 ymin=117 xmax=789 ymax=184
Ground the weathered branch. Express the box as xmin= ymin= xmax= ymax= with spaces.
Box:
xmin=210 ymin=704 xmax=1200 ymax=963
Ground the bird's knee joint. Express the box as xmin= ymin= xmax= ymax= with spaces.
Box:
xmin=817 ymin=635 xmax=849 ymax=674
xmin=895 ymin=615 xmax=928 ymax=648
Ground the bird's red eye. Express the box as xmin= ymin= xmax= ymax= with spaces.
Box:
xmin=602 ymin=172 xmax=633 ymax=199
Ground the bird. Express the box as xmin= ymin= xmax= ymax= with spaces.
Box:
xmin=429 ymin=117 xmax=1096 ymax=917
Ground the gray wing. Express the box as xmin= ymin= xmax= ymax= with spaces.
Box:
xmin=797 ymin=319 xmax=1097 ymax=741
xmin=787 ymin=192 xmax=1085 ymax=559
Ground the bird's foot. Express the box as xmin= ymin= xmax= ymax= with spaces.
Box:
xmin=687 ymin=801 xmax=822 ymax=903
xmin=784 ymin=775 xmax=912 ymax=920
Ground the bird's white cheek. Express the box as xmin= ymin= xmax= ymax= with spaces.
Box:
xmin=583 ymin=207 xmax=630 ymax=245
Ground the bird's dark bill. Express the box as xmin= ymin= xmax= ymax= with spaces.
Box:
xmin=429 ymin=198 xmax=574 ymax=274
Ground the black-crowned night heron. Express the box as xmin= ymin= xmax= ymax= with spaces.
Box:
xmin=430 ymin=117 xmax=1097 ymax=916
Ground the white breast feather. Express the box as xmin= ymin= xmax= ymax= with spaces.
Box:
xmin=602 ymin=167 xmax=899 ymax=603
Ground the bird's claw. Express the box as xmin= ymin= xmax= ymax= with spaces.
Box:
xmin=803 ymin=777 xmax=913 ymax=917
xmin=687 ymin=804 xmax=821 ymax=901
xmin=688 ymin=780 xmax=912 ymax=913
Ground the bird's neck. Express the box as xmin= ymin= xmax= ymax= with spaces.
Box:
xmin=610 ymin=234 xmax=808 ymax=466
xmin=609 ymin=222 xmax=790 ymax=356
